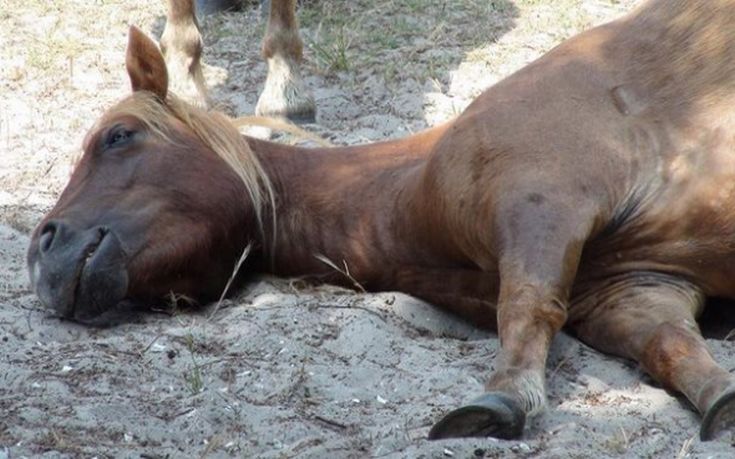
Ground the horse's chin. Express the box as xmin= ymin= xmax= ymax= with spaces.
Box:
xmin=30 ymin=228 xmax=130 ymax=324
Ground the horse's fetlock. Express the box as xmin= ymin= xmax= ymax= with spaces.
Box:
xmin=486 ymin=368 xmax=547 ymax=415
xmin=262 ymin=31 xmax=303 ymax=60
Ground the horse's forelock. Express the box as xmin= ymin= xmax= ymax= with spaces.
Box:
xmin=98 ymin=92 xmax=276 ymax=239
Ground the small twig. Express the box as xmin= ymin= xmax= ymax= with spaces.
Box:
xmin=138 ymin=333 xmax=164 ymax=357
xmin=314 ymin=254 xmax=366 ymax=293
xmin=68 ymin=56 xmax=74 ymax=85
xmin=209 ymin=243 xmax=252 ymax=320
xmin=312 ymin=414 xmax=348 ymax=430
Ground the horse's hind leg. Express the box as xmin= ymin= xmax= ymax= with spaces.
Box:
xmin=569 ymin=273 xmax=735 ymax=441
xmin=160 ymin=0 xmax=209 ymax=107
xmin=255 ymin=0 xmax=316 ymax=122
xmin=429 ymin=195 xmax=597 ymax=440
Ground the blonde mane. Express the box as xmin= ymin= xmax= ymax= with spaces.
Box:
xmin=97 ymin=92 xmax=276 ymax=241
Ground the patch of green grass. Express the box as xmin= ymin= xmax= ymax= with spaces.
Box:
xmin=24 ymin=33 xmax=87 ymax=73
xmin=370 ymin=32 xmax=400 ymax=50
xmin=489 ymin=0 xmax=516 ymax=14
xmin=404 ymin=0 xmax=427 ymax=13
xmin=390 ymin=16 xmax=414 ymax=37
xmin=183 ymin=333 xmax=204 ymax=395
xmin=309 ymin=25 xmax=351 ymax=72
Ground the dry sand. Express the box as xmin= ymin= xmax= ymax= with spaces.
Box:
xmin=2 ymin=0 xmax=735 ymax=457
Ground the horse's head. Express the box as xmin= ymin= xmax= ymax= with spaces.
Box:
xmin=27 ymin=26 xmax=273 ymax=323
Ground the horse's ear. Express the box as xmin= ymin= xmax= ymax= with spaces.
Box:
xmin=125 ymin=25 xmax=168 ymax=100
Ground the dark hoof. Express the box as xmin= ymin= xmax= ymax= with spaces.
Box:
xmin=196 ymin=0 xmax=242 ymax=15
xmin=701 ymin=388 xmax=735 ymax=441
xmin=428 ymin=392 xmax=526 ymax=440
xmin=283 ymin=109 xmax=317 ymax=125
xmin=257 ymin=108 xmax=317 ymax=125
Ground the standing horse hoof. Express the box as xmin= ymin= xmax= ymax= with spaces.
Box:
xmin=428 ymin=392 xmax=526 ymax=440
xmin=701 ymin=387 xmax=735 ymax=441
xmin=256 ymin=93 xmax=317 ymax=124
xmin=196 ymin=0 xmax=243 ymax=15
xmin=255 ymin=56 xmax=316 ymax=124
xmin=281 ymin=109 xmax=317 ymax=125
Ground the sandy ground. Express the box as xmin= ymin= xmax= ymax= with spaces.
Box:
xmin=3 ymin=0 xmax=735 ymax=457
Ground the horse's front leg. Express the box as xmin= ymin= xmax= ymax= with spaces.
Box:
xmin=429 ymin=192 xmax=598 ymax=439
xmin=256 ymin=0 xmax=316 ymax=122
xmin=160 ymin=0 xmax=209 ymax=107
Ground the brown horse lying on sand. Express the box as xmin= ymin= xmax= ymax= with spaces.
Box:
xmin=162 ymin=0 xmax=315 ymax=120
xmin=28 ymin=0 xmax=735 ymax=441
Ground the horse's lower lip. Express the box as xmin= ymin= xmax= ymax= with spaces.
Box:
xmin=72 ymin=229 xmax=129 ymax=322
xmin=66 ymin=232 xmax=107 ymax=317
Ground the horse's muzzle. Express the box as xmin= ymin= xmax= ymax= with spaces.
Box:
xmin=28 ymin=220 xmax=129 ymax=322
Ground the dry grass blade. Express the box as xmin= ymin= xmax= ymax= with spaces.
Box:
xmin=208 ymin=243 xmax=252 ymax=320
xmin=724 ymin=328 xmax=735 ymax=341
xmin=675 ymin=435 xmax=695 ymax=459
xmin=548 ymin=350 xmax=573 ymax=383
xmin=314 ymin=253 xmax=366 ymax=293
xmin=138 ymin=332 xmax=164 ymax=357
xmin=232 ymin=115 xmax=333 ymax=147
xmin=198 ymin=433 xmax=225 ymax=459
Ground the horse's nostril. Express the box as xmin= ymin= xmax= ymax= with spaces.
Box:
xmin=39 ymin=222 xmax=58 ymax=253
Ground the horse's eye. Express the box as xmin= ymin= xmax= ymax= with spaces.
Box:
xmin=105 ymin=127 xmax=134 ymax=149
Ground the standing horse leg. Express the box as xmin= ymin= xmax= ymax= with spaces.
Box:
xmin=255 ymin=0 xmax=316 ymax=122
xmin=160 ymin=0 xmax=209 ymax=107
xmin=429 ymin=196 xmax=596 ymax=439
xmin=569 ymin=273 xmax=735 ymax=440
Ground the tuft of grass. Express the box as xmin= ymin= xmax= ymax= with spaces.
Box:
xmin=24 ymin=31 xmax=87 ymax=74
xmin=308 ymin=25 xmax=351 ymax=72
xmin=183 ymin=333 xmax=204 ymax=395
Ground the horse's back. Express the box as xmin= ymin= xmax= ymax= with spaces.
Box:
xmin=421 ymin=1 xmax=735 ymax=292
xmin=419 ymin=20 xmax=637 ymax=267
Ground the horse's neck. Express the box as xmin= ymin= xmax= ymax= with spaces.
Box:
xmin=248 ymin=123 xmax=451 ymax=286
